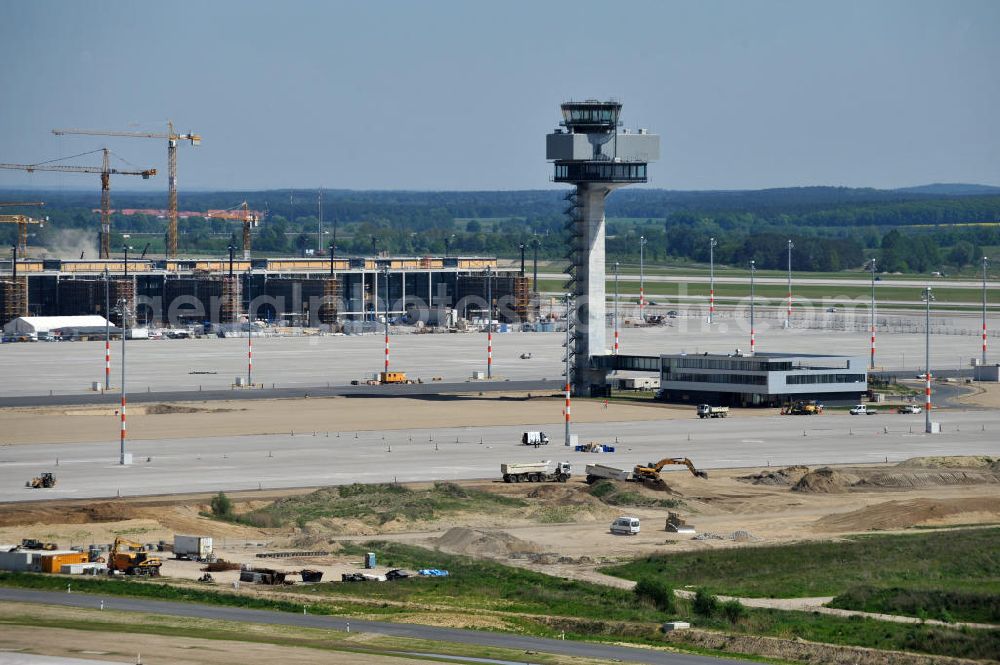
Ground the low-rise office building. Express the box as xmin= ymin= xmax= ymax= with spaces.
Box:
xmin=657 ymin=351 xmax=868 ymax=407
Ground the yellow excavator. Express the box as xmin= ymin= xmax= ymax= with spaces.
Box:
xmin=109 ymin=536 xmax=162 ymax=576
xmin=633 ymin=458 xmax=709 ymax=489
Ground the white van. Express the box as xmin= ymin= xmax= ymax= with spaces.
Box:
xmin=610 ymin=516 xmax=641 ymax=535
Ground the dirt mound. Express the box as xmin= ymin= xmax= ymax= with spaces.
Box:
xmin=739 ymin=465 xmax=810 ymax=486
xmin=434 ymin=527 xmax=542 ymax=558
xmin=792 ymin=467 xmax=863 ymax=493
xmin=814 ymin=497 xmax=1000 ymax=532
xmin=143 ymin=404 xmax=238 ymax=415
xmin=793 ymin=466 xmax=1000 ymax=493
xmin=0 ymin=501 xmax=141 ymax=527
xmin=897 ymin=456 xmax=1000 ymax=471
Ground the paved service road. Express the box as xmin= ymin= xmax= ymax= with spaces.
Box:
xmin=0 ymin=588 xmax=743 ymax=665
xmin=3 ymin=408 xmax=998 ymax=503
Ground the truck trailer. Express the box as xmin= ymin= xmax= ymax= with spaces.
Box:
xmin=584 ymin=463 xmax=634 ymax=484
xmin=173 ymin=535 xmax=214 ymax=560
xmin=501 ymin=461 xmax=571 ymax=483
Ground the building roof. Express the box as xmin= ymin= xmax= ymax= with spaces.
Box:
xmin=4 ymin=315 xmax=111 ymax=334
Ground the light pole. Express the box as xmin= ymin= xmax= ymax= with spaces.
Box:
xmin=532 ymin=236 xmax=540 ymax=292
xmin=983 ymin=256 xmax=989 ymax=368
xmin=563 ymin=293 xmax=572 ymax=446
xmin=316 ymin=189 xmax=323 ymax=252
xmin=869 ymin=258 xmax=877 ymax=369
xmin=639 ymin=235 xmax=647 ymax=321
xmin=749 ymin=259 xmax=756 ymax=354
xmin=613 ymin=261 xmax=619 ymax=356
xmin=246 ymin=269 xmax=252 ymax=386
xmin=786 ymin=239 xmax=794 ymax=327
xmin=922 ymin=287 xmax=935 ymax=433
xmin=709 ymin=237 xmax=717 ymax=324
xmin=486 ymin=266 xmax=493 ymax=379
xmin=519 ymin=243 xmax=525 ymax=276
xmin=118 ymin=295 xmax=127 ymax=465
xmin=103 ymin=268 xmax=110 ymax=390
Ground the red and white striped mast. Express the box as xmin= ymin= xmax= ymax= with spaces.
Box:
xmin=708 ymin=237 xmax=717 ymax=324
xmin=749 ymin=260 xmax=756 ymax=354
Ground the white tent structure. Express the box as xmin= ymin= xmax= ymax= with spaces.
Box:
xmin=4 ymin=315 xmax=111 ymax=336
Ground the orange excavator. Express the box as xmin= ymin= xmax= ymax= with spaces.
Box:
xmin=633 ymin=458 xmax=709 ymax=489
xmin=109 ymin=536 xmax=162 ymax=576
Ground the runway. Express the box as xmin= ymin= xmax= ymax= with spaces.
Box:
xmin=4 ymin=408 xmax=998 ymax=503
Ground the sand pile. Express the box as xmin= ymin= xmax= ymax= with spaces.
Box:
xmin=792 ymin=467 xmax=863 ymax=493
xmin=813 ymin=497 xmax=1000 ymax=532
xmin=897 ymin=456 xmax=1000 ymax=471
xmin=434 ymin=527 xmax=542 ymax=558
xmin=738 ymin=465 xmax=810 ymax=486
xmin=0 ymin=501 xmax=141 ymax=527
xmin=793 ymin=465 xmax=1000 ymax=493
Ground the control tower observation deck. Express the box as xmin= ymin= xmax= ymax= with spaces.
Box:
xmin=546 ymin=100 xmax=659 ymax=395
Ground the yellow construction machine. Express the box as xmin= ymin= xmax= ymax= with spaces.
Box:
xmin=26 ymin=472 xmax=56 ymax=488
xmin=109 ymin=536 xmax=162 ymax=576
xmin=633 ymin=458 xmax=709 ymax=488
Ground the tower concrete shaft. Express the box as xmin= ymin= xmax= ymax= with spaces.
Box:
xmin=547 ymin=99 xmax=658 ymax=395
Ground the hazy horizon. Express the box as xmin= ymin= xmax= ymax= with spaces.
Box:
xmin=2 ymin=1 xmax=998 ymax=192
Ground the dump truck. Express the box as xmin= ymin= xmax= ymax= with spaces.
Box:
xmin=584 ymin=463 xmax=635 ymax=484
xmin=109 ymin=536 xmax=162 ymax=576
xmin=696 ymin=404 xmax=729 ymax=419
xmin=501 ymin=460 xmax=571 ymax=483
xmin=26 ymin=472 xmax=56 ymax=488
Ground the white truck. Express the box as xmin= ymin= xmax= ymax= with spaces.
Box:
xmin=173 ymin=535 xmax=213 ymax=560
xmin=584 ymin=463 xmax=635 ymax=484
xmin=521 ymin=431 xmax=549 ymax=446
xmin=501 ymin=461 xmax=571 ymax=483
xmin=697 ymin=404 xmax=729 ymax=418
xmin=850 ymin=404 xmax=877 ymax=415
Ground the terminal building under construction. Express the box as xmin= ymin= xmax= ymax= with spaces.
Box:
xmin=1 ymin=256 xmax=534 ymax=330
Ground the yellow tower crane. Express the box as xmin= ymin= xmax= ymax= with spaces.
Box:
xmin=0 ymin=149 xmax=156 ymax=259
xmin=0 ymin=202 xmax=45 ymax=255
xmin=53 ymin=122 xmax=200 ymax=258
xmin=206 ymin=202 xmax=261 ymax=259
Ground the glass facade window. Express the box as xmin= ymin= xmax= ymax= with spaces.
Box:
xmin=785 ymin=373 xmax=866 ymax=385
xmin=666 ymin=357 xmax=792 ymax=372
xmin=553 ymin=162 xmax=647 ymax=182
xmin=670 ymin=372 xmax=768 ymax=386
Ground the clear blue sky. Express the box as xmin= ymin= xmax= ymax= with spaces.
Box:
xmin=1 ymin=0 xmax=998 ymax=192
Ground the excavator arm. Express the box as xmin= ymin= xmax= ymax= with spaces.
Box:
xmin=636 ymin=457 xmax=709 ymax=479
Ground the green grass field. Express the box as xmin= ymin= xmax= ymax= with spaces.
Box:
xmin=602 ymin=528 xmax=1000 ymax=599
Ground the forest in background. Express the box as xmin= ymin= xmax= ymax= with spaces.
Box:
xmin=3 ymin=185 xmax=1000 ymax=274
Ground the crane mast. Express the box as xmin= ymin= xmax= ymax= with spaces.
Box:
xmin=52 ymin=122 xmax=200 ymax=258
xmin=0 ymin=150 xmax=156 ymax=259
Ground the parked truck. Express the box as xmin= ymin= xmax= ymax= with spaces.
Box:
xmin=521 ymin=431 xmax=549 ymax=446
xmin=584 ymin=463 xmax=634 ymax=484
xmin=696 ymin=404 xmax=729 ymax=419
xmin=501 ymin=461 xmax=571 ymax=483
xmin=173 ymin=535 xmax=213 ymax=560
xmin=379 ymin=371 xmax=412 ymax=385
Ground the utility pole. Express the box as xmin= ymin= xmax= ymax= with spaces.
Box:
xmin=519 ymin=243 xmax=525 ymax=276
xmin=563 ymin=293 xmax=572 ymax=446
xmin=383 ymin=267 xmax=390 ymax=375
xmin=786 ymin=239 xmax=794 ymax=327
xmin=613 ymin=261 xmax=619 ymax=356
xmin=709 ymin=237 xmax=717 ymax=324
xmin=749 ymin=260 xmax=756 ymax=355
xmin=869 ymin=258 xmax=877 ymax=369
xmin=923 ymin=287 xmax=934 ymax=433
xmin=247 ymin=269 xmax=253 ymax=387
xmin=639 ymin=235 xmax=647 ymax=321
xmin=486 ymin=266 xmax=493 ymax=379
xmin=317 ymin=189 xmax=323 ymax=252
xmin=983 ymin=256 xmax=989 ymax=368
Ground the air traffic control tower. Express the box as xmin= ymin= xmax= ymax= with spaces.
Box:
xmin=547 ymin=100 xmax=659 ymax=395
